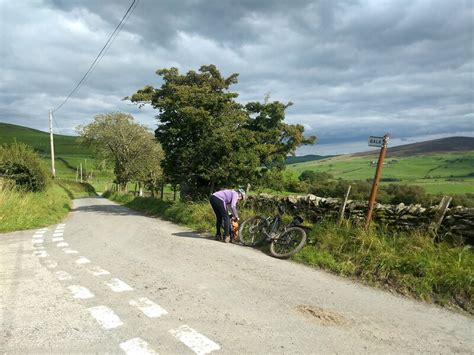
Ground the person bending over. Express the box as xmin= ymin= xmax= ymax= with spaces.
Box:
xmin=209 ymin=188 xmax=245 ymax=243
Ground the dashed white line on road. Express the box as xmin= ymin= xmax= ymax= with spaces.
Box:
xmin=44 ymin=260 xmax=58 ymax=269
xmin=88 ymin=306 xmax=123 ymax=329
xmin=57 ymin=242 xmax=69 ymax=247
xmin=52 ymin=237 xmax=64 ymax=242
xmin=34 ymin=251 xmax=49 ymax=258
xmin=67 ymin=285 xmax=94 ymax=299
xmin=105 ymin=278 xmax=133 ymax=292
xmin=129 ymin=297 xmax=168 ymax=318
xmin=64 ymin=249 xmax=79 ymax=254
xmin=55 ymin=271 xmax=73 ymax=281
xmin=76 ymin=257 xmax=91 ymax=264
xmin=87 ymin=266 xmax=110 ymax=276
xmin=170 ymin=325 xmax=220 ymax=355
xmin=119 ymin=337 xmax=158 ymax=355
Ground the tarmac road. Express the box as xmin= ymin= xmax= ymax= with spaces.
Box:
xmin=1 ymin=196 xmax=473 ymax=354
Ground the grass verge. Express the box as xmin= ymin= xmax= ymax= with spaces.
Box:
xmin=0 ymin=180 xmax=96 ymax=233
xmin=104 ymin=190 xmax=474 ymax=315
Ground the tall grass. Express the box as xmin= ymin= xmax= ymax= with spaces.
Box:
xmin=105 ymin=191 xmax=474 ymax=314
xmin=0 ymin=181 xmax=96 ymax=233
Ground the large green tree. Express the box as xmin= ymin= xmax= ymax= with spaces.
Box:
xmin=77 ymin=112 xmax=164 ymax=189
xmin=128 ymin=64 xmax=315 ymax=198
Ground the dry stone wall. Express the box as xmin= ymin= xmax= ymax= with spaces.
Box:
xmin=246 ymin=194 xmax=474 ymax=245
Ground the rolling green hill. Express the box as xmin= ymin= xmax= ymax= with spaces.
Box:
xmin=0 ymin=122 xmax=89 ymax=155
xmin=286 ymin=154 xmax=335 ymax=164
xmin=287 ymin=140 xmax=474 ymax=195
xmin=0 ymin=122 xmax=112 ymax=190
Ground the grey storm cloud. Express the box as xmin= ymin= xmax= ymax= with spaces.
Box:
xmin=1 ymin=0 xmax=473 ymax=154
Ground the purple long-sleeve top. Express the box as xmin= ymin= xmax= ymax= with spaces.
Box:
xmin=212 ymin=189 xmax=239 ymax=219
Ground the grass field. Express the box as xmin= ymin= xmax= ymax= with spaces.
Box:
xmin=0 ymin=181 xmax=96 ymax=233
xmin=287 ymin=151 xmax=474 ymax=195
xmin=0 ymin=122 xmax=114 ymax=191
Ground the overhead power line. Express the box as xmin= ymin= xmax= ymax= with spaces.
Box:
xmin=52 ymin=0 xmax=138 ymax=113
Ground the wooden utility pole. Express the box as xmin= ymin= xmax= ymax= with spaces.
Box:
xmin=365 ymin=134 xmax=389 ymax=230
xmin=49 ymin=110 xmax=56 ymax=178
xmin=80 ymin=163 xmax=83 ymax=183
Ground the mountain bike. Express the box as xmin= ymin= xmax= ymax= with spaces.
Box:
xmin=238 ymin=205 xmax=309 ymax=259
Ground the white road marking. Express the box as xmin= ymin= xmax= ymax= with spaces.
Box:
xmin=87 ymin=266 xmax=110 ymax=276
xmin=53 ymin=233 xmax=64 ymax=237
xmin=170 ymin=325 xmax=220 ymax=355
xmin=52 ymin=237 xmax=64 ymax=242
xmin=64 ymin=249 xmax=79 ymax=254
xmin=44 ymin=260 xmax=58 ymax=269
xmin=119 ymin=338 xmax=158 ymax=355
xmin=129 ymin=297 xmax=168 ymax=318
xmin=76 ymin=257 xmax=91 ymax=264
xmin=37 ymin=228 xmax=48 ymax=231
xmin=55 ymin=271 xmax=73 ymax=281
xmin=67 ymin=285 xmax=94 ymax=299
xmin=34 ymin=245 xmax=45 ymax=250
xmin=32 ymin=239 xmax=44 ymax=244
xmin=57 ymin=224 xmax=66 ymax=227
xmin=88 ymin=306 xmax=123 ymax=329
xmin=105 ymin=278 xmax=133 ymax=292
xmin=35 ymin=230 xmax=47 ymax=234
xmin=56 ymin=242 xmax=69 ymax=247
xmin=33 ymin=251 xmax=49 ymax=258
xmin=33 ymin=235 xmax=44 ymax=239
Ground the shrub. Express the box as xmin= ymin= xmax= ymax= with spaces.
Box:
xmin=0 ymin=142 xmax=50 ymax=192
xmin=384 ymin=184 xmax=430 ymax=205
xmin=298 ymin=170 xmax=333 ymax=183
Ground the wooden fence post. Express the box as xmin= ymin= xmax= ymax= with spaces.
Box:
xmin=430 ymin=196 xmax=452 ymax=239
xmin=339 ymin=185 xmax=352 ymax=223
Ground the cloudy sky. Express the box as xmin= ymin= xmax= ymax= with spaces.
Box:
xmin=1 ymin=0 xmax=473 ymax=155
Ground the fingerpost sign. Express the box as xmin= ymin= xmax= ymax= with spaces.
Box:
xmin=365 ymin=134 xmax=390 ymax=230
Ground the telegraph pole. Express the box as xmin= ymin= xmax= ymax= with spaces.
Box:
xmin=49 ymin=110 xmax=56 ymax=178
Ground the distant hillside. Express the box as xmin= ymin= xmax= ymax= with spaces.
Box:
xmin=352 ymin=137 xmax=474 ymax=158
xmin=0 ymin=122 xmax=89 ymax=155
xmin=286 ymin=154 xmax=334 ymax=164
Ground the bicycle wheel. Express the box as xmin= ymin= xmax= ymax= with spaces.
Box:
xmin=270 ymin=227 xmax=307 ymax=259
xmin=238 ymin=216 xmax=267 ymax=246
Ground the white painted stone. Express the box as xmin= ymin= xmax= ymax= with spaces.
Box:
xmin=170 ymin=325 xmax=220 ymax=355
xmin=129 ymin=297 xmax=168 ymax=318
xmin=75 ymin=257 xmax=91 ymax=264
xmin=67 ymin=285 xmax=94 ymax=299
xmin=87 ymin=266 xmax=110 ymax=277
xmin=88 ymin=306 xmax=123 ymax=329
xmin=105 ymin=278 xmax=133 ymax=292
xmin=119 ymin=338 xmax=157 ymax=355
